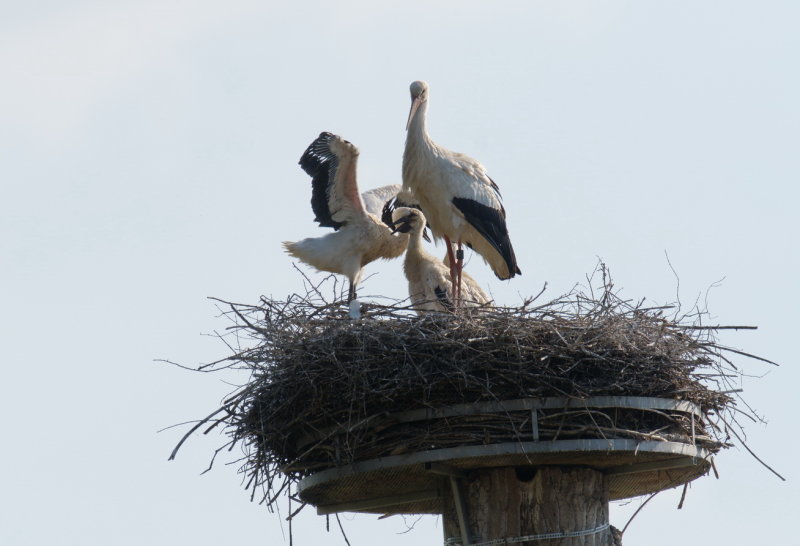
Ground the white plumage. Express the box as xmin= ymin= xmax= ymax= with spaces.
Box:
xmin=361 ymin=184 xmax=402 ymax=218
xmin=283 ymin=132 xmax=408 ymax=304
xmin=360 ymin=183 xmax=421 ymax=229
xmin=402 ymin=80 xmax=521 ymax=302
xmin=392 ymin=207 xmax=491 ymax=314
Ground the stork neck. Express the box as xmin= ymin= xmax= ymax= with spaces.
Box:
xmin=407 ymin=227 xmax=431 ymax=256
xmin=406 ymin=100 xmax=432 ymax=147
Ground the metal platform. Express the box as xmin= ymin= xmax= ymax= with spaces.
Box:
xmin=295 ymin=396 xmax=714 ymax=515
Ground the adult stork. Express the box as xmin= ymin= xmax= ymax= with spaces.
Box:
xmin=283 ymin=132 xmax=409 ymax=316
xmin=391 ymin=207 xmax=491 ymax=314
xmin=402 ymin=80 xmax=521 ymax=305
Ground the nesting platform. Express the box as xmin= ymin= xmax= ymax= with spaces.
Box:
xmin=174 ymin=279 xmax=746 ymax=524
xmin=297 ymin=395 xmax=713 ymax=515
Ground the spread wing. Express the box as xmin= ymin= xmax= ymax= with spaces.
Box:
xmin=298 ymin=132 xmax=366 ymax=230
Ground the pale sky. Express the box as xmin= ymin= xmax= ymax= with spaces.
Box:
xmin=1 ymin=1 xmax=797 ymax=545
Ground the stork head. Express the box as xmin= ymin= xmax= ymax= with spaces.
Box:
xmin=383 ymin=197 xmax=432 ymax=241
xmin=410 ymin=80 xmax=429 ymax=99
xmin=391 ymin=207 xmax=427 ymax=237
xmin=326 ymin=133 xmax=359 ymax=158
xmin=406 ymin=80 xmax=430 ymax=130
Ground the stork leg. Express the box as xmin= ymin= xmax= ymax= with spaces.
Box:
xmin=347 ymin=281 xmax=362 ymax=319
xmin=455 ymin=239 xmax=464 ymax=307
xmin=444 ymin=235 xmax=459 ymax=310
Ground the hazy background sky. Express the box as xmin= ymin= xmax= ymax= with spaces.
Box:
xmin=1 ymin=1 xmax=797 ymax=544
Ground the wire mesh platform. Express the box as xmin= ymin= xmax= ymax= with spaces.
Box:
xmin=296 ymin=396 xmax=714 ymax=515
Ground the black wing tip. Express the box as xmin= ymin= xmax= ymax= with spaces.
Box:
xmin=381 ymin=197 xmax=397 ymax=228
xmin=299 ymin=132 xmax=344 ymax=230
xmin=452 ymin=196 xmax=520 ymax=279
xmin=298 ymin=132 xmax=336 ymax=176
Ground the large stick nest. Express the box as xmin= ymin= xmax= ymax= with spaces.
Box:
xmin=171 ymin=268 xmax=772 ymax=507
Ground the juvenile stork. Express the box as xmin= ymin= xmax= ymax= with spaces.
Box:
xmin=391 ymin=207 xmax=490 ymax=314
xmin=361 ymin=184 xmax=403 ymax=218
xmin=402 ymin=80 xmax=521 ymax=305
xmin=283 ymin=132 xmax=409 ymax=315
xmin=360 ymin=183 xmax=420 ymax=228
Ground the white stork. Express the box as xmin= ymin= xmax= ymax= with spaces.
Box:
xmin=361 ymin=184 xmax=403 ymax=218
xmin=391 ymin=207 xmax=491 ymax=314
xmin=283 ymin=132 xmax=409 ymax=315
xmin=360 ymin=183 xmax=422 ymax=231
xmin=402 ymin=80 xmax=521 ymax=305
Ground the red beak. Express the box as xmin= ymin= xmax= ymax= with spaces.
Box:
xmin=406 ymin=96 xmax=421 ymax=131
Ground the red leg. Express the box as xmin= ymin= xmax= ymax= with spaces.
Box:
xmin=456 ymin=239 xmax=464 ymax=309
xmin=444 ymin=235 xmax=456 ymax=269
xmin=444 ymin=235 xmax=459 ymax=310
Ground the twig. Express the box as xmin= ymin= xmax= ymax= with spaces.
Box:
xmin=720 ymin=415 xmax=786 ymax=481
xmin=168 ymin=406 xmax=228 ymax=461
xmin=677 ymin=482 xmax=688 ymax=509
xmin=621 ymin=491 xmax=660 ymax=536
xmin=335 ymin=514 xmax=351 ymax=546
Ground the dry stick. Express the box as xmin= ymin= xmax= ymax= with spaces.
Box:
xmin=678 ymin=325 xmax=758 ymax=330
xmin=168 ymin=406 xmax=228 ymax=460
xmin=158 ymin=358 xmax=219 ymax=373
xmin=335 ymin=514 xmax=351 ymax=546
xmin=710 ymin=457 xmax=720 ymax=479
xmin=201 ymin=442 xmax=233 ymax=475
xmin=621 ymin=492 xmax=661 ymax=536
xmin=211 ymin=327 xmax=239 ymax=356
xmin=286 ymin=501 xmax=308 ymax=521
xmin=718 ymin=345 xmax=778 ymax=366
xmin=677 ymin=482 xmax=689 ymax=509
xmin=720 ymin=415 xmax=786 ymax=481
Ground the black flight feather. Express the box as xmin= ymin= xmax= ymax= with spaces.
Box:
xmin=451 ymin=197 xmax=521 ymax=278
xmin=298 ymin=132 xmax=344 ymax=230
xmin=487 ymin=176 xmax=502 ymax=197
xmin=380 ymin=197 xmax=397 ymax=228
xmin=381 ymin=196 xmax=430 ymax=241
xmin=380 ymin=195 xmax=420 ymax=227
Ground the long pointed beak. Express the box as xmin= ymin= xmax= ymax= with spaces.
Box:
xmin=422 ymin=228 xmax=431 ymax=243
xmin=392 ymin=216 xmax=413 ymax=235
xmin=406 ymin=96 xmax=421 ymax=131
